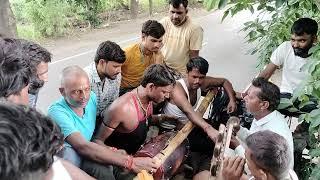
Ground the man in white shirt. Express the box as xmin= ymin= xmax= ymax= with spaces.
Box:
xmin=231 ymin=78 xmax=294 ymax=169
xmin=194 ymin=131 xmax=298 ymax=180
xmin=253 ymin=18 xmax=318 ymax=172
xmin=256 ymin=18 xmax=318 ymax=116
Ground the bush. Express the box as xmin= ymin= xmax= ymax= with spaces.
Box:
xmin=25 ymin=0 xmax=72 ymax=37
xmin=204 ymin=0 xmax=320 ymax=179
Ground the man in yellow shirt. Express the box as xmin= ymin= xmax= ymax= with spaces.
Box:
xmin=120 ymin=20 xmax=165 ymax=96
xmin=161 ymin=0 xmax=203 ymax=74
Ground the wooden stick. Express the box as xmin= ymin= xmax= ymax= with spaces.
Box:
xmin=209 ymin=117 xmax=240 ymax=180
xmin=153 ymin=90 xmax=215 ymax=167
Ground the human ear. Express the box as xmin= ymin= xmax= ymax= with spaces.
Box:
xmin=59 ymin=88 xmax=65 ymax=96
xmin=261 ymin=101 xmax=269 ymax=110
xmin=312 ymin=35 xmax=318 ymax=44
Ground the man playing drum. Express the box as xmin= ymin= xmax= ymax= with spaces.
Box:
xmin=89 ymin=64 xmax=177 ymax=179
xmin=161 ymin=56 xmax=237 ymax=174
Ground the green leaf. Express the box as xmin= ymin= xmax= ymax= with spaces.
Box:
xmin=310 ymin=164 xmax=320 ymax=180
xmin=275 ymin=0 xmax=286 ymax=8
xmin=299 ymin=101 xmax=316 ymax=109
xmin=298 ymin=113 xmax=307 ymax=123
xmin=249 ymin=5 xmax=254 ymax=14
xmin=309 ymin=109 xmax=320 ymax=128
xmin=288 ymin=0 xmax=300 ymax=6
xmin=204 ymin=0 xmax=218 ymax=11
xmin=266 ymin=6 xmax=275 ymax=11
xmin=221 ymin=10 xmax=229 ymax=22
xmin=257 ymin=3 xmax=266 ymax=10
xmin=278 ymin=98 xmax=293 ymax=109
xmin=309 ymin=148 xmax=320 ymax=158
xmin=218 ymin=0 xmax=228 ymax=9
xmin=287 ymin=107 xmax=299 ymax=113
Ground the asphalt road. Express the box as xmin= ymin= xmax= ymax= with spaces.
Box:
xmin=37 ymin=9 xmax=258 ymax=114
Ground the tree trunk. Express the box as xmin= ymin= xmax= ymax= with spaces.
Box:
xmin=0 ymin=0 xmax=17 ymax=38
xmin=148 ymin=0 xmax=153 ymax=16
xmin=130 ymin=0 xmax=138 ymax=19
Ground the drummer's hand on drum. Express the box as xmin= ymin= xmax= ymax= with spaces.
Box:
xmin=222 ymin=156 xmax=245 ymax=180
xmin=132 ymin=157 xmax=158 ymax=174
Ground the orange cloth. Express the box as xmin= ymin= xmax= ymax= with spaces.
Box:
xmin=121 ymin=43 xmax=164 ymax=88
xmin=136 ymin=170 xmax=154 ymax=180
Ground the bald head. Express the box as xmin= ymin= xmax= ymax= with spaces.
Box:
xmin=59 ymin=65 xmax=91 ymax=109
xmin=60 ymin=65 xmax=88 ymax=87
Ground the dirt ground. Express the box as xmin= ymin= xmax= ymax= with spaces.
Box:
xmin=40 ymin=7 xmax=211 ymax=60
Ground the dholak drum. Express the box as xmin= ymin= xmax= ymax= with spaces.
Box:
xmin=134 ymin=131 xmax=189 ymax=180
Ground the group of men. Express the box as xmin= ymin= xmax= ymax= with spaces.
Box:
xmin=0 ymin=0 xmax=318 ymax=179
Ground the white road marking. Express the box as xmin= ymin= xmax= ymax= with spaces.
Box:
xmin=51 ymin=37 xmax=207 ymax=65
xmin=50 ymin=36 xmax=140 ymax=65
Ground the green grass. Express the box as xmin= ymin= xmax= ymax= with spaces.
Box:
xmin=140 ymin=0 xmax=168 ymax=12
xmin=17 ymin=24 xmax=42 ymax=41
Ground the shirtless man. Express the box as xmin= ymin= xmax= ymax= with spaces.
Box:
xmin=84 ymin=64 xmax=176 ymax=179
xmin=162 ymin=56 xmax=237 ymax=173
xmin=49 ymin=66 xmax=158 ymax=180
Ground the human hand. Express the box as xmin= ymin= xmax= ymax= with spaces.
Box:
xmin=229 ymin=135 xmax=240 ymax=150
xmin=131 ymin=157 xmax=158 ymax=174
xmin=227 ymin=100 xmax=237 ymax=114
xmin=116 ymin=149 xmax=127 ymax=155
xmin=222 ymin=156 xmax=245 ymax=180
xmin=205 ymin=126 xmax=219 ymax=142
xmin=235 ymin=92 xmax=247 ymax=100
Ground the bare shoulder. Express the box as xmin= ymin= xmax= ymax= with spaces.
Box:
xmin=107 ymin=93 xmax=135 ymax=119
xmin=171 ymin=81 xmax=189 ymax=106
xmin=172 ymin=81 xmax=186 ymax=97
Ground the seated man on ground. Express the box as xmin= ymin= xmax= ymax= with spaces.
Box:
xmin=90 ymin=64 xmax=177 ymax=179
xmin=19 ymin=39 xmax=51 ymax=108
xmin=120 ymin=20 xmax=165 ymax=95
xmin=1 ymin=38 xmax=51 ymax=107
xmin=0 ymin=103 xmax=94 ymax=180
xmin=161 ymin=56 xmax=237 ymax=173
xmin=48 ymin=66 xmax=157 ymax=180
xmin=0 ymin=38 xmax=31 ymax=105
xmin=230 ymin=77 xmax=294 ymax=170
xmin=84 ymin=40 xmax=125 ymax=127
xmin=243 ymin=18 xmax=318 ymax=173
xmin=194 ymin=130 xmax=298 ymax=180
